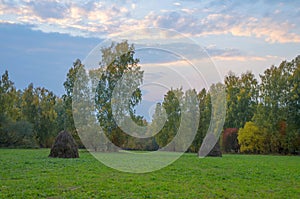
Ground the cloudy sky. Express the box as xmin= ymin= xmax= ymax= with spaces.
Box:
xmin=1 ymin=0 xmax=300 ymax=100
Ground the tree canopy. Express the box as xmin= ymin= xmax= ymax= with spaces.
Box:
xmin=0 ymin=44 xmax=299 ymax=155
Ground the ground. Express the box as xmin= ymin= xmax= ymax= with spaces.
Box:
xmin=0 ymin=149 xmax=299 ymax=198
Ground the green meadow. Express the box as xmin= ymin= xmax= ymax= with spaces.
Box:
xmin=0 ymin=149 xmax=299 ymax=198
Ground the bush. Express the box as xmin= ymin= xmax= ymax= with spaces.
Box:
xmin=222 ymin=128 xmax=239 ymax=153
xmin=0 ymin=120 xmax=38 ymax=148
xmin=238 ymin=122 xmax=266 ymax=154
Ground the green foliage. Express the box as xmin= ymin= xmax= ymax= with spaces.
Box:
xmin=21 ymin=84 xmax=58 ymax=147
xmin=155 ymin=88 xmax=183 ymax=151
xmin=149 ymin=102 xmax=166 ymax=137
xmin=179 ymin=89 xmax=200 ymax=152
xmin=224 ymin=71 xmax=258 ymax=129
xmin=0 ymin=120 xmax=37 ymax=148
xmin=0 ymin=71 xmax=61 ymax=148
xmin=35 ymin=87 xmax=58 ymax=147
xmin=250 ymin=56 xmax=300 ymax=154
xmin=189 ymin=88 xmax=211 ymax=152
xmin=91 ymin=41 xmax=143 ymax=149
xmin=1 ymin=47 xmax=299 ymax=155
xmin=0 ymin=71 xmax=21 ymax=123
xmin=222 ymin=56 xmax=300 ymax=154
xmin=62 ymin=59 xmax=85 ymax=147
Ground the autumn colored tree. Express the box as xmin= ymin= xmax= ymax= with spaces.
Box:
xmin=253 ymin=57 xmax=299 ymax=153
xmin=222 ymin=128 xmax=239 ymax=153
xmin=238 ymin=122 xmax=266 ymax=153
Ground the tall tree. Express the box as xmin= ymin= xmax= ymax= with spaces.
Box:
xmin=63 ymin=59 xmax=85 ymax=147
xmin=282 ymin=56 xmax=300 ymax=153
xmin=189 ymin=88 xmax=211 ymax=152
xmin=91 ymin=41 xmax=143 ymax=148
xmin=178 ymin=89 xmax=199 ymax=152
xmin=34 ymin=87 xmax=57 ymax=147
xmin=21 ymin=84 xmax=58 ymax=147
xmin=236 ymin=72 xmax=258 ymax=128
xmin=155 ymin=88 xmax=183 ymax=151
xmin=254 ymin=62 xmax=291 ymax=152
xmin=224 ymin=71 xmax=258 ymax=129
xmin=21 ymin=83 xmax=38 ymax=129
xmin=0 ymin=70 xmax=20 ymax=123
xmin=224 ymin=72 xmax=240 ymax=128
xmin=150 ymin=103 xmax=166 ymax=137
xmin=0 ymin=71 xmax=24 ymax=147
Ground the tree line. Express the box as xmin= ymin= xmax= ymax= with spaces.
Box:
xmin=224 ymin=56 xmax=300 ymax=154
xmin=0 ymin=41 xmax=299 ymax=154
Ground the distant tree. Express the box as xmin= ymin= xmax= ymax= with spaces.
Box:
xmin=123 ymin=115 xmax=158 ymax=151
xmin=90 ymin=41 xmax=143 ymax=149
xmin=179 ymin=89 xmax=199 ymax=152
xmin=236 ymin=72 xmax=258 ymax=127
xmin=155 ymin=88 xmax=183 ymax=151
xmin=0 ymin=70 xmax=21 ymax=124
xmin=0 ymin=71 xmax=36 ymax=148
xmin=198 ymin=83 xmax=225 ymax=157
xmin=54 ymin=97 xmax=65 ymax=133
xmin=208 ymin=83 xmax=226 ymax=137
xmin=189 ymin=88 xmax=211 ymax=152
xmin=21 ymin=83 xmax=38 ymax=128
xmin=222 ymin=128 xmax=239 ymax=153
xmin=238 ymin=122 xmax=266 ymax=153
xmin=253 ymin=58 xmax=297 ymax=153
xmin=63 ymin=59 xmax=85 ymax=147
xmin=34 ymin=87 xmax=57 ymax=147
xmin=21 ymin=84 xmax=58 ymax=147
xmin=224 ymin=71 xmax=258 ymax=129
xmin=286 ymin=56 xmax=300 ymax=154
xmin=0 ymin=120 xmax=37 ymax=148
xmin=224 ymin=72 xmax=240 ymax=128
xmin=149 ymin=103 xmax=166 ymax=136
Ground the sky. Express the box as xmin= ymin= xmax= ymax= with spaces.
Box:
xmin=1 ymin=0 xmax=300 ymax=119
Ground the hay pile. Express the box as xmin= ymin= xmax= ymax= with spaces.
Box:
xmin=49 ymin=131 xmax=79 ymax=158
xmin=198 ymin=133 xmax=222 ymax=157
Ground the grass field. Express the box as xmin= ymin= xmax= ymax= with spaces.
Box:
xmin=0 ymin=149 xmax=299 ymax=198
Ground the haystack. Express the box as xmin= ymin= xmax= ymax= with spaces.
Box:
xmin=49 ymin=131 xmax=79 ymax=158
xmin=198 ymin=133 xmax=222 ymax=157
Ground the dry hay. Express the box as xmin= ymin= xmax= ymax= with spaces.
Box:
xmin=198 ymin=133 xmax=222 ymax=157
xmin=49 ymin=131 xmax=79 ymax=158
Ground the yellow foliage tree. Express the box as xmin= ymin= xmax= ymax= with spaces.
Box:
xmin=238 ymin=122 xmax=266 ymax=153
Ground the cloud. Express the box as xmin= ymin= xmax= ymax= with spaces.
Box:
xmin=226 ymin=17 xmax=300 ymax=43
xmin=0 ymin=0 xmax=299 ymax=43
xmin=135 ymin=41 xmax=279 ymax=65
xmin=204 ymin=45 xmax=282 ymax=62
xmin=213 ymin=55 xmax=266 ymax=62
xmin=143 ymin=11 xmax=300 ymax=43
xmin=0 ymin=0 xmax=132 ymax=38
xmin=205 ymin=46 xmax=243 ymax=57
xmin=29 ymin=1 xmax=67 ymax=19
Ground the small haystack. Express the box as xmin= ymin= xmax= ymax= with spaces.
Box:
xmin=207 ymin=140 xmax=222 ymax=157
xmin=49 ymin=131 xmax=79 ymax=158
xmin=198 ymin=133 xmax=222 ymax=157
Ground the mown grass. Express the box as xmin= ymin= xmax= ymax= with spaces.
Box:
xmin=0 ymin=149 xmax=299 ymax=198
